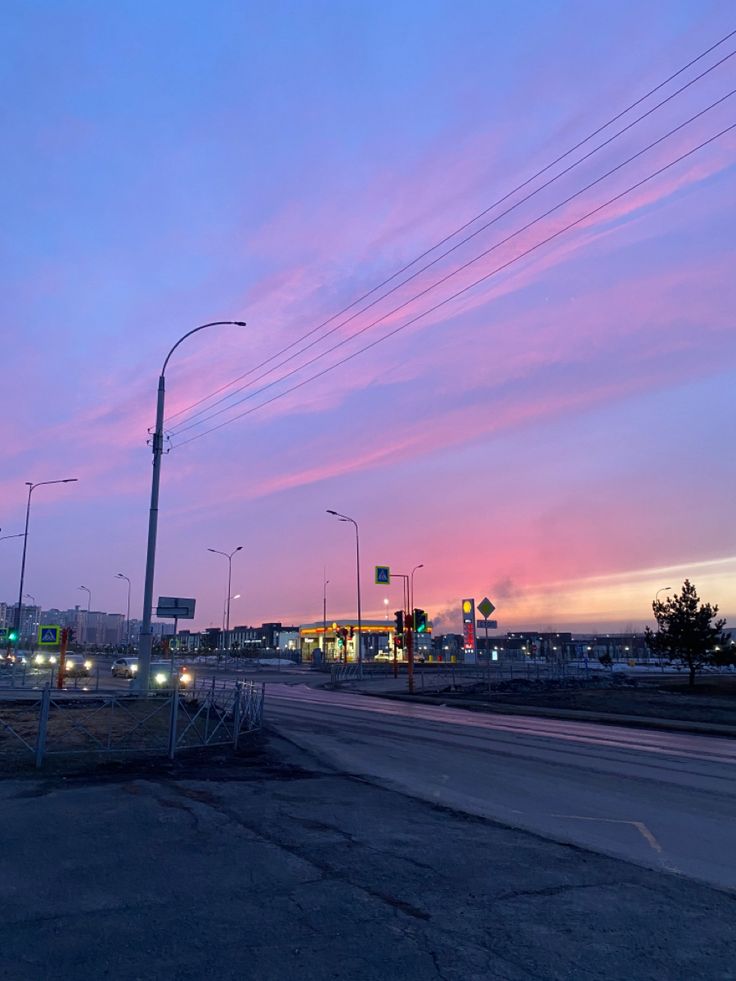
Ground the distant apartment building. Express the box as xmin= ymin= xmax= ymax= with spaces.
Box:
xmin=5 ymin=603 xmax=42 ymax=642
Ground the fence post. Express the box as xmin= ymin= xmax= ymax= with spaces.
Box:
xmin=35 ymin=685 xmax=51 ymax=769
xmin=233 ymin=682 xmax=242 ymax=750
xmin=167 ymin=685 xmax=179 ymax=760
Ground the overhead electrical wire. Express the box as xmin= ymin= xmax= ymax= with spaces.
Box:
xmin=170 ymin=48 xmax=735 ymax=436
xmin=168 ymin=88 xmax=736 ymax=440
xmin=171 ymin=121 xmax=736 ymax=450
xmin=164 ymin=27 xmax=736 ymax=429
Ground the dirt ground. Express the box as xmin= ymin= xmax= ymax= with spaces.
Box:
xmin=433 ymin=676 xmax=736 ymax=726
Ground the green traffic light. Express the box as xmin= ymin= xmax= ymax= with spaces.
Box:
xmin=8 ymin=630 xmax=18 ymax=642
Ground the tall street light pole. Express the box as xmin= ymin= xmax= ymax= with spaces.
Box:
xmin=410 ymin=563 xmax=424 ymax=656
xmin=78 ymin=586 xmax=91 ymax=646
xmin=138 ymin=321 xmax=246 ymax=691
xmin=410 ymin=563 xmax=424 ymax=614
xmin=208 ymin=546 xmax=243 ymax=654
xmin=326 ymin=510 xmax=362 ymax=668
xmin=14 ymin=479 xmax=77 ymax=647
xmin=115 ymin=573 xmax=132 ymax=650
xmin=323 ymin=572 xmax=329 ymax=662
xmin=655 ymin=586 xmax=672 ymax=604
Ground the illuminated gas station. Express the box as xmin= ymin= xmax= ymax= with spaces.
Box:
xmin=299 ymin=620 xmax=394 ymax=663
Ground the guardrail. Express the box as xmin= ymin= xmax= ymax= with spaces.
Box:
xmin=0 ymin=680 xmax=264 ymax=769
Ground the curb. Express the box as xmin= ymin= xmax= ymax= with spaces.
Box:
xmin=358 ymin=689 xmax=736 ymax=739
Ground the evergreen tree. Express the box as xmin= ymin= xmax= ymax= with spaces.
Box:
xmin=645 ymin=580 xmax=727 ymax=687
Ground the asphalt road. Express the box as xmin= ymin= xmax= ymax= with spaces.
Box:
xmin=266 ymin=683 xmax=736 ymax=892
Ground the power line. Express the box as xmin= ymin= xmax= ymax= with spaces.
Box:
xmin=169 ymin=53 xmax=735 ymax=436
xmin=164 ymin=27 xmax=736 ymax=428
xmin=169 ymin=90 xmax=735 ymax=439
xmin=172 ymin=121 xmax=736 ymax=450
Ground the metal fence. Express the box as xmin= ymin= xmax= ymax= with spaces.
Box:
xmin=0 ymin=680 xmax=264 ymax=769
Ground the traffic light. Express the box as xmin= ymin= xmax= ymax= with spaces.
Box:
xmin=414 ymin=609 xmax=428 ymax=633
xmin=8 ymin=629 xmax=18 ymax=643
xmin=393 ymin=611 xmax=404 ymax=649
xmin=68 ymin=628 xmax=76 ymax=642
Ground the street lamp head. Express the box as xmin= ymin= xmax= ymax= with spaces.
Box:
xmin=233 ymin=321 xmax=247 ymax=327
xmin=234 ymin=545 xmax=243 ymax=553
xmin=326 ymin=509 xmax=338 ymax=516
xmin=63 ymin=478 xmax=78 ymax=483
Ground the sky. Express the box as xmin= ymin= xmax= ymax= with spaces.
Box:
xmin=1 ymin=0 xmax=735 ymax=634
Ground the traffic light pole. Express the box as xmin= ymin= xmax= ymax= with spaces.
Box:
xmin=406 ymin=612 xmax=415 ymax=694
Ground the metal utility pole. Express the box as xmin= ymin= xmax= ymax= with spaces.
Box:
xmin=322 ymin=572 xmax=329 ymax=663
xmin=13 ymin=479 xmax=77 ymax=650
xmin=410 ymin=563 xmax=423 ymax=658
xmin=78 ymin=586 xmax=91 ymax=646
xmin=326 ymin=511 xmax=362 ymax=668
xmin=115 ymin=573 xmax=132 ymax=649
xmin=208 ymin=546 xmax=243 ymax=656
xmin=138 ymin=321 xmax=246 ymax=692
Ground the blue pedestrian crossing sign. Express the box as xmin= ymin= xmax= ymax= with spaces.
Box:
xmin=38 ymin=625 xmax=61 ymax=645
xmin=374 ymin=566 xmax=391 ymax=585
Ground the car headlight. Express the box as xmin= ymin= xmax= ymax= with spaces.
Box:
xmin=49 ymin=656 xmax=57 ymax=665
xmin=131 ymin=664 xmax=138 ymax=672
xmin=34 ymin=655 xmax=44 ymax=665
xmin=155 ymin=673 xmax=167 ymax=685
xmin=84 ymin=660 xmax=92 ymax=669
xmin=180 ymin=672 xmax=191 ymax=684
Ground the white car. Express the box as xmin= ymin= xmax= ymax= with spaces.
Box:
xmin=33 ymin=652 xmax=58 ymax=667
xmin=112 ymin=657 xmax=139 ymax=678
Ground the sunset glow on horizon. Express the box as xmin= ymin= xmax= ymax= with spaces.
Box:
xmin=1 ymin=1 xmax=734 ymax=634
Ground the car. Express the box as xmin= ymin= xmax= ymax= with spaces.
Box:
xmin=112 ymin=657 xmax=139 ymax=679
xmin=33 ymin=652 xmax=58 ymax=667
xmin=63 ymin=654 xmax=93 ymax=677
xmin=149 ymin=661 xmax=193 ymax=690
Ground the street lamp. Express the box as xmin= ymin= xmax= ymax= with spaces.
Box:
xmin=78 ymin=586 xmax=91 ymax=646
xmin=326 ymin=510 xmax=362 ymax=667
xmin=323 ymin=573 xmax=329 ymax=660
xmin=222 ymin=593 xmax=241 ymax=636
xmin=13 ymin=479 xmax=77 ymax=646
xmin=208 ymin=546 xmax=243 ymax=654
xmin=138 ymin=320 xmax=246 ymax=691
xmin=655 ymin=586 xmax=671 ymax=604
xmin=115 ymin=574 xmax=132 ymax=650
xmin=410 ymin=563 xmax=424 ymax=612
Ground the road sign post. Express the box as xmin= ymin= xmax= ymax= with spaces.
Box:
xmin=477 ymin=597 xmax=496 ymax=695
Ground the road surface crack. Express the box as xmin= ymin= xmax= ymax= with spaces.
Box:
xmin=493 ymin=879 xmax=630 ymax=903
